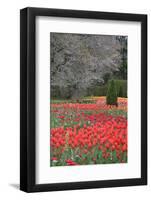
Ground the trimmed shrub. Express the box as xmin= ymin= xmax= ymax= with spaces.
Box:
xmin=118 ymin=85 xmax=123 ymax=97
xmin=106 ymin=80 xmax=118 ymax=105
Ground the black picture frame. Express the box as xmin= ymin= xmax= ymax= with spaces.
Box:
xmin=20 ymin=7 xmax=147 ymax=192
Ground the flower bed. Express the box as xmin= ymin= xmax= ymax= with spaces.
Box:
xmin=50 ymin=97 xmax=128 ymax=166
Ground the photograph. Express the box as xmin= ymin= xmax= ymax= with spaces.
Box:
xmin=20 ymin=7 xmax=147 ymax=192
xmin=50 ymin=32 xmax=128 ymax=167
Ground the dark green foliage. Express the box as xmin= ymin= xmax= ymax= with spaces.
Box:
xmin=119 ymin=61 xmax=127 ymax=80
xmin=115 ymin=36 xmax=127 ymax=80
xmin=51 ymin=85 xmax=73 ymax=99
xmin=119 ymin=85 xmax=123 ymax=97
xmin=51 ymin=79 xmax=127 ymax=99
xmin=87 ymin=84 xmax=108 ymax=97
xmin=86 ymin=80 xmax=127 ymax=98
xmin=115 ymin=80 xmax=127 ymax=97
xmin=103 ymin=72 xmax=111 ymax=84
xmin=51 ymin=85 xmax=61 ymax=98
xmin=106 ymin=80 xmax=117 ymax=105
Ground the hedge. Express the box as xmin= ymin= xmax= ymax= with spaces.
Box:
xmin=51 ymin=79 xmax=127 ymax=99
xmin=86 ymin=80 xmax=127 ymax=98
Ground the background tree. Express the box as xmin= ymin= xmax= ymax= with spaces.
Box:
xmin=115 ymin=36 xmax=127 ymax=80
xmin=50 ymin=33 xmax=124 ymax=99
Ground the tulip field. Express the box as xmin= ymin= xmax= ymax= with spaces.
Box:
xmin=50 ymin=97 xmax=127 ymax=166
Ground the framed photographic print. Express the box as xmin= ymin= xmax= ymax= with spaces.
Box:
xmin=20 ymin=7 xmax=147 ymax=192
